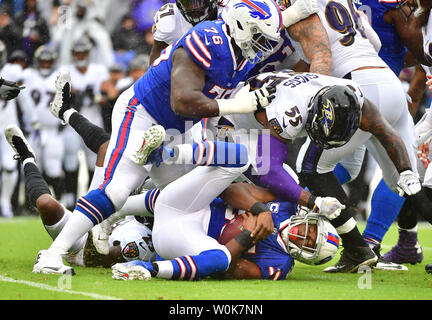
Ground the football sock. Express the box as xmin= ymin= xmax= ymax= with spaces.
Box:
xmin=163 ymin=141 xmax=249 ymax=167
xmin=362 ymin=179 xmax=405 ymax=245
xmin=44 ymin=209 xmax=71 ymax=240
xmin=23 ymin=162 xmax=51 ymax=207
xmin=66 ymin=110 xmax=110 ymax=154
xmin=49 ymin=210 xmax=94 ymax=256
xmin=151 ymin=249 xmax=230 ymax=280
xmin=333 ymin=163 xmax=352 ymax=184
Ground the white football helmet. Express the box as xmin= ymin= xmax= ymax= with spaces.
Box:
xmin=280 ymin=213 xmax=340 ymax=265
xmin=221 ymin=0 xmax=282 ymax=64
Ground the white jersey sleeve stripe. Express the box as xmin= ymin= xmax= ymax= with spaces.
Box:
xmin=185 ymin=34 xmax=211 ymax=68
xmin=192 ymin=31 xmax=212 ymax=61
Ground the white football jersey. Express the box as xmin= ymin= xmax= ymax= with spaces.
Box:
xmin=22 ymin=68 xmax=59 ymax=129
xmin=289 ymin=0 xmax=387 ymax=78
xmin=231 ymin=71 xmax=364 ymax=141
xmin=61 ymin=63 xmax=109 ymax=105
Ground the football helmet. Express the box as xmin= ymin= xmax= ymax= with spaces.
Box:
xmin=280 ymin=213 xmax=340 ymax=265
xmin=221 ymin=0 xmax=282 ymax=64
xmin=305 ymin=85 xmax=361 ymax=149
xmin=34 ymin=45 xmax=58 ymax=77
xmin=71 ymin=36 xmax=92 ymax=68
xmin=176 ymin=0 xmax=219 ymax=25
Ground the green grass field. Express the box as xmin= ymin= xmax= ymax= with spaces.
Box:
xmin=0 ymin=216 xmax=431 ymax=301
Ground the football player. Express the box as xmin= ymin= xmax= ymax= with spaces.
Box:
xmin=351 ymin=0 xmax=432 ymax=266
xmin=31 ymin=0 xmax=283 ymax=275
xmin=112 ymin=166 xmax=340 ymax=281
xmin=0 ymin=51 xmax=36 ymax=218
xmin=22 ymin=44 xmax=65 ymax=200
xmin=59 ymin=36 xmax=110 ymax=211
xmin=150 ymin=0 xmax=329 ymax=75
xmin=4 ymin=124 xmax=155 ymax=271
xmin=221 ymin=70 xmax=421 ymax=273
xmin=281 ymin=0 xmax=423 ymax=271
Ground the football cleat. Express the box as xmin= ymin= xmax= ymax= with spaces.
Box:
xmin=49 ymin=70 xmax=72 ymax=124
xmin=32 ymin=249 xmax=75 ymax=275
xmin=90 ymin=222 xmax=111 ymax=256
xmin=133 ymin=125 xmax=166 ymax=166
xmin=4 ymin=124 xmax=35 ymax=162
xmin=323 ymin=246 xmax=378 ymax=273
xmin=382 ymin=230 xmax=423 ymax=265
xmin=372 ymin=245 xmax=408 ymax=271
xmin=112 ymin=260 xmax=152 ymax=280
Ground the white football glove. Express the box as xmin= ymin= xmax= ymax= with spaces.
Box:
xmin=216 ymin=83 xmax=276 ymax=116
xmin=281 ymin=0 xmax=319 ymax=28
xmin=397 ymin=170 xmax=421 ymax=197
xmin=314 ymin=196 xmax=345 ymax=220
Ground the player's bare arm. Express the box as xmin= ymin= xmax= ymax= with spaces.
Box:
xmin=170 ymin=47 xmax=221 ymax=118
xmin=149 ymin=39 xmax=169 ymax=66
xmin=384 ymin=7 xmax=430 ymax=65
xmin=220 ymin=183 xmax=274 ymax=241
xmin=360 ymin=98 xmax=413 ymax=172
xmin=287 ymin=14 xmax=332 ymax=75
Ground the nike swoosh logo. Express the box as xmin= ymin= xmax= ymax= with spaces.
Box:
xmin=204 ymin=35 xmax=210 ymax=46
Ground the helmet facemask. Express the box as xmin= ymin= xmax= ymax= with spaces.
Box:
xmin=237 ymin=23 xmax=279 ymax=64
xmin=281 ymin=213 xmax=339 ymax=265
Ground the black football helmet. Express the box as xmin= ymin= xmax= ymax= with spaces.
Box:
xmin=305 ymin=85 xmax=361 ymax=149
xmin=175 ymin=0 xmax=219 ymax=26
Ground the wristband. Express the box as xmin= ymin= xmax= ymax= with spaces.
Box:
xmin=308 ymin=195 xmax=318 ymax=212
xmin=250 ymin=202 xmax=268 ymax=216
xmin=234 ymin=230 xmax=254 ymax=248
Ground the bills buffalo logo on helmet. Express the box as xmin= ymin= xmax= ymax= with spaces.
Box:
xmin=122 ymin=241 xmax=139 ymax=258
xmin=234 ymin=0 xmax=273 ymax=20
xmin=319 ymin=99 xmax=335 ymax=137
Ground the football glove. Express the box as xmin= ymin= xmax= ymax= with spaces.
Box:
xmin=397 ymin=170 xmax=421 ymax=197
xmin=0 ymin=78 xmax=23 ymax=100
xmin=216 ymin=83 xmax=276 ymax=116
xmin=281 ymin=0 xmax=319 ymax=28
xmin=314 ymin=196 xmax=345 ymax=220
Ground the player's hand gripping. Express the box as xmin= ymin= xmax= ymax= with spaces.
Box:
xmin=217 ymin=83 xmax=276 ymax=116
xmin=314 ymin=196 xmax=346 ymax=220
xmin=0 ymin=78 xmax=24 ymax=100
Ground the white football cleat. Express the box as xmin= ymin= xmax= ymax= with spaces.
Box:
xmin=91 ymin=222 xmax=110 ymax=255
xmin=32 ymin=249 xmax=75 ymax=275
xmin=4 ymin=124 xmax=35 ymax=162
xmin=49 ymin=70 xmax=72 ymax=125
xmin=134 ymin=125 xmax=166 ymax=166
xmin=374 ymin=261 xmax=408 ymax=271
xmin=112 ymin=261 xmax=151 ymax=281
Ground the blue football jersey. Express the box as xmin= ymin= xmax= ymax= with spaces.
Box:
xmin=133 ymin=19 xmax=255 ymax=133
xmin=355 ymin=0 xmax=407 ymax=75
xmin=247 ymin=29 xmax=295 ymax=78
xmin=207 ymin=197 xmax=297 ymax=280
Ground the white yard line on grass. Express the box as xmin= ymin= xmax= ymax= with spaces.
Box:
xmin=0 ymin=275 xmax=122 ymax=300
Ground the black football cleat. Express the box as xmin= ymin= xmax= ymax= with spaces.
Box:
xmin=323 ymin=246 xmax=378 ymax=273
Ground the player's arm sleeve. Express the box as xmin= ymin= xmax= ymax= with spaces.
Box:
xmin=178 ymin=29 xmax=219 ymax=74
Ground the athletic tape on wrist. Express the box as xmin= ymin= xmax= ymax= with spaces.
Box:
xmin=250 ymin=202 xmax=269 ymax=216
xmin=234 ymin=230 xmax=254 ymax=248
